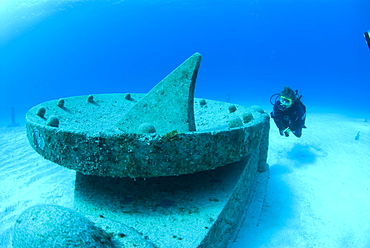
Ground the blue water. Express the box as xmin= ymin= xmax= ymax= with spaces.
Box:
xmin=0 ymin=0 xmax=369 ymax=126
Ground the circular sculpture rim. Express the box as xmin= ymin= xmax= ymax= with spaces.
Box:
xmin=26 ymin=93 xmax=269 ymax=178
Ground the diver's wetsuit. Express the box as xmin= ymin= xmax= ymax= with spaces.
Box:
xmin=271 ymin=98 xmax=306 ymax=138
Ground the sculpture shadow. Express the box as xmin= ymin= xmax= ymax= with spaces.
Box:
xmin=74 ymin=155 xmax=252 ymax=216
xmin=287 ymin=144 xmax=318 ymax=165
xmin=237 ymin=162 xmax=296 ymax=246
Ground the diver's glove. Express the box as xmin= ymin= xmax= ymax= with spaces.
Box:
xmin=283 ymin=127 xmax=291 ymax=137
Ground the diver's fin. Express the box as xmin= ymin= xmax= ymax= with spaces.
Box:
xmin=365 ymin=31 xmax=370 ymax=49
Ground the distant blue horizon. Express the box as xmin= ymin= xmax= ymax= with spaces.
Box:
xmin=0 ymin=0 xmax=369 ymax=126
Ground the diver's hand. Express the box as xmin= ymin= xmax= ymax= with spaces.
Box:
xmin=283 ymin=127 xmax=291 ymax=137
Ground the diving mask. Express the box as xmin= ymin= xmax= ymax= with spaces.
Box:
xmin=280 ymin=96 xmax=292 ymax=106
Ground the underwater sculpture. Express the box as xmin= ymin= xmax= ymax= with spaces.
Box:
xmin=26 ymin=53 xmax=269 ymax=178
xmin=22 ymin=53 xmax=270 ymax=248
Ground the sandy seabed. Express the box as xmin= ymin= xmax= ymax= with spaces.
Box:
xmin=1 ymin=112 xmax=370 ymax=248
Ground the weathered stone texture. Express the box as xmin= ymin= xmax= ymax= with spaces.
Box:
xmin=115 ymin=52 xmax=201 ymax=134
xmin=12 ymin=205 xmax=114 ymax=248
xmin=26 ymin=95 xmax=269 ymax=178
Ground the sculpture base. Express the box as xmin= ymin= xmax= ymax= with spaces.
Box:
xmin=74 ymin=153 xmax=269 ymax=248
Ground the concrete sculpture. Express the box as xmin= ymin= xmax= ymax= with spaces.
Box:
xmin=21 ymin=53 xmax=270 ymax=248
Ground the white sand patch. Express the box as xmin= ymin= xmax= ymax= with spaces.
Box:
xmin=231 ymin=113 xmax=370 ymax=247
xmin=0 ymin=127 xmax=75 ymax=247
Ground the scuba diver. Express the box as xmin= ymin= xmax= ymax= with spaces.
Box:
xmin=270 ymin=86 xmax=306 ymax=138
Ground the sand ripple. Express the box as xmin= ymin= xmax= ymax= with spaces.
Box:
xmin=0 ymin=126 xmax=75 ymax=248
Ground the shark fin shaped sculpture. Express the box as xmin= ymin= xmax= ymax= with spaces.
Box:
xmin=115 ymin=52 xmax=202 ymax=134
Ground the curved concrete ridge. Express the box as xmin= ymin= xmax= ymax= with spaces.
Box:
xmin=26 ymin=94 xmax=269 ymax=178
xmin=116 ymin=52 xmax=201 ymax=133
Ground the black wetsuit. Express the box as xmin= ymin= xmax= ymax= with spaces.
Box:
xmin=271 ymin=98 xmax=306 ymax=138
